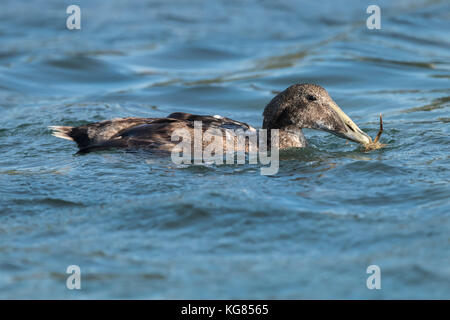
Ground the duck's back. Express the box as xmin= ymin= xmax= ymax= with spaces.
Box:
xmin=49 ymin=112 xmax=255 ymax=153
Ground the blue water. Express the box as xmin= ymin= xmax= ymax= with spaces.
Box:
xmin=0 ymin=0 xmax=449 ymax=299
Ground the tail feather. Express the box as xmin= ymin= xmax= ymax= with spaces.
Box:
xmin=48 ymin=118 xmax=151 ymax=152
xmin=48 ymin=126 xmax=74 ymax=141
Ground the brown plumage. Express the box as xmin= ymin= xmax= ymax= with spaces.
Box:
xmin=50 ymin=84 xmax=372 ymax=153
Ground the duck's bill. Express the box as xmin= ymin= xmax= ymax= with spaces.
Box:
xmin=337 ymin=124 xmax=372 ymax=144
xmin=329 ymin=103 xmax=372 ymax=145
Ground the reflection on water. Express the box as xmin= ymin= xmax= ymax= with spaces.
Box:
xmin=0 ymin=0 xmax=449 ymax=299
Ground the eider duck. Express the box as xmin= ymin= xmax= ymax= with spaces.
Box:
xmin=50 ymin=84 xmax=371 ymax=153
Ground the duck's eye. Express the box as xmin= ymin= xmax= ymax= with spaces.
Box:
xmin=307 ymin=95 xmax=317 ymax=101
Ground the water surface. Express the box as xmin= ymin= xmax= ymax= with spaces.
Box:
xmin=0 ymin=0 xmax=449 ymax=298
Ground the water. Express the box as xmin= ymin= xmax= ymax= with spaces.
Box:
xmin=0 ymin=0 xmax=449 ymax=299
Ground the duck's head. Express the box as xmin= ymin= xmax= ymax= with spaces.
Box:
xmin=262 ymin=84 xmax=371 ymax=145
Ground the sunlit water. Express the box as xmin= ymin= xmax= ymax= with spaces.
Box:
xmin=0 ymin=0 xmax=449 ymax=299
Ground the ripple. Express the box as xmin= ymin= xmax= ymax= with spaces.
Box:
xmin=402 ymin=96 xmax=450 ymax=113
xmin=11 ymin=198 xmax=84 ymax=208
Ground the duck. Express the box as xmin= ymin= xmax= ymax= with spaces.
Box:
xmin=50 ymin=83 xmax=371 ymax=153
